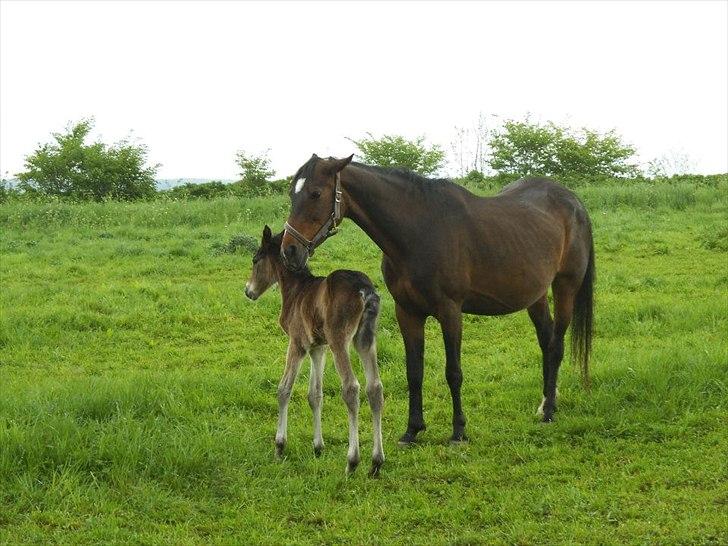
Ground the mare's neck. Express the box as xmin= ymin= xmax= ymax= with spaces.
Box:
xmin=341 ymin=165 xmax=440 ymax=259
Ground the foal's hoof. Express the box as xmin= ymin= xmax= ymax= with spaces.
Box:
xmin=274 ymin=441 xmax=285 ymax=459
xmin=542 ymin=414 xmax=554 ymax=423
xmin=368 ymin=460 xmax=384 ymax=478
xmin=313 ymin=444 xmax=324 ymax=458
xmin=346 ymin=458 xmax=360 ymax=475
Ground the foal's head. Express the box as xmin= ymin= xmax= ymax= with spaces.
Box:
xmin=245 ymin=225 xmax=282 ymax=301
xmin=281 ymin=154 xmax=353 ymax=270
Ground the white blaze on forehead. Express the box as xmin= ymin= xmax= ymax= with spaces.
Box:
xmin=294 ymin=177 xmax=306 ymax=193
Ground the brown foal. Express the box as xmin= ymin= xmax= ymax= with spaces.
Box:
xmin=245 ymin=226 xmax=384 ymax=476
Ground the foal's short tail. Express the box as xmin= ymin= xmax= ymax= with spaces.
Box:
xmin=355 ymin=288 xmax=380 ymax=350
xmin=571 ymin=240 xmax=595 ymax=389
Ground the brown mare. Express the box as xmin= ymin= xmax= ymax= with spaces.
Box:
xmin=245 ymin=226 xmax=385 ymax=475
xmin=281 ymin=155 xmax=595 ymax=445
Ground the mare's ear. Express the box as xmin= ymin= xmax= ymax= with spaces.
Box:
xmin=325 ymin=154 xmax=354 ymax=175
xmin=311 ymin=153 xmax=319 ymax=160
xmin=262 ymin=225 xmax=272 ymax=242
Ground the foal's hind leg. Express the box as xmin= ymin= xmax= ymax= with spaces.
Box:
xmin=330 ymin=340 xmax=361 ymax=474
xmin=542 ymin=277 xmax=578 ymax=422
xmin=527 ymin=295 xmax=554 ymax=417
xmin=275 ymin=341 xmax=306 ymax=457
xmin=308 ymin=345 xmax=326 ymax=457
xmin=354 ymin=335 xmax=384 ymax=477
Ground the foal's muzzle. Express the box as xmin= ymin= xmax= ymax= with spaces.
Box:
xmin=244 ymin=283 xmax=258 ymax=300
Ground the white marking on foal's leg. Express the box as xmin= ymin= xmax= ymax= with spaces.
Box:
xmin=294 ymin=177 xmax=306 ymax=193
xmin=308 ymin=346 xmax=326 ymax=457
xmin=275 ymin=341 xmax=306 ymax=457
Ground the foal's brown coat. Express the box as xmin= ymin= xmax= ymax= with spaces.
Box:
xmin=245 ymin=226 xmax=384 ymax=475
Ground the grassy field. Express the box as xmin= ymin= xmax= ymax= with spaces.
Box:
xmin=1 ymin=181 xmax=727 ymax=544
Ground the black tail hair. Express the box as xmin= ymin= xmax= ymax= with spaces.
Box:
xmin=355 ymin=288 xmax=380 ymax=350
xmin=571 ymin=239 xmax=595 ymax=389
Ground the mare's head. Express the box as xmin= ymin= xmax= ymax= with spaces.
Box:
xmin=245 ymin=225 xmax=282 ymax=300
xmin=281 ymin=154 xmax=353 ymax=270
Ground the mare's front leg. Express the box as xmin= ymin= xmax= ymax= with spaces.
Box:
xmin=330 ymin=342 xmax=360 ymax=474
xmin=307 ymin=345 xmax=326 ymax=457
xmin=275 ymin=340 xmax=306 ymax=458
xmin=439 ymin=303 xmax=467 ymax=442
xmin=395 ymin=304 xmax=427 ymax=445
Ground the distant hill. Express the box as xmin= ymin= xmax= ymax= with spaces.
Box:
xmin=2 ymin=178 xmax=236 ymax=191
xmin=156 ymin=178 xmax=235 ymax=190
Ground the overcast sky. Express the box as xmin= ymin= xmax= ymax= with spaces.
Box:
xmin=1 ymin=0 xmax=727 ymax=180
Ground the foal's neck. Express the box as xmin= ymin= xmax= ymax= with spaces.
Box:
xmin=273 ymin=258 xmax=313 ymax=305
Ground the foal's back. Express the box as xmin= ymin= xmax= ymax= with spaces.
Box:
xmin=287 ymin=269 xmax=378 ymax=348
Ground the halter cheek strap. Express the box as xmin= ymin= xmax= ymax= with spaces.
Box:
xmin=284 ymin=172 xmax=342 ymax=257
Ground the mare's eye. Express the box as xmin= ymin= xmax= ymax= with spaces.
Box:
xmin=310 ymin=190 xmax=321 ymax=200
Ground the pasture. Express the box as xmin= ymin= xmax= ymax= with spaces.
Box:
xmin=1 ymin=181 xmax=727 ymax=544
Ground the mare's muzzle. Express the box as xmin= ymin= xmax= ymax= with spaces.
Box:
xmin=281 ymin=172 xmax=343 ymax=271
xmin=280 ymin=238 xmax=310 ymax=271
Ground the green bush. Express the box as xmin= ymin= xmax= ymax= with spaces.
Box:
xmin=349 ymin=133 xmax=445 ymax=175
xmin=487 ymin=118 xmax=639 ymax=181
xmin=16 ymin=119 xmax=158 ymax=201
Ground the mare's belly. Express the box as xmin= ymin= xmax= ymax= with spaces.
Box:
xmin=462 ymin=294 xmax=519 ymax=316
xmin=462 ymin=282 xmax=545 ymax=316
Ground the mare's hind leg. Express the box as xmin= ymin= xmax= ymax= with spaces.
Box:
xmin=330 ymin=341 xmax=361 ymax=474
xmin=438 ymin=304 xmax=467 ymax=443
xmin=275 ymin=341 xmax=306 ymax=457
xmin=542 ymin=277 xmax=578 ymax=422
xmin=527 ymin=295 xmax=554 ymax=417
xmin=308 ymin=345 xmax=326 ymax=457
xmin=354 ymin=334 xmax=384 ymax=477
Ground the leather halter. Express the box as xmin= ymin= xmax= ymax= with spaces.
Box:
xmin=284 ymin=172 xmax=342 ymax=257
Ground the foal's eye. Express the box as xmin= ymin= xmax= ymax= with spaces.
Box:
xmin=310 ymin=190 xmax=321 ymax=200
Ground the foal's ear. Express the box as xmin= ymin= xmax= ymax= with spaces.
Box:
xmin=326 ymin=154 xmax=354 ymax=175
xmin=262 ymin=225 xmax=272 ymax=242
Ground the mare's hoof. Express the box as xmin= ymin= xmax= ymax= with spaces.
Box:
xmin=313 ymin=444 xmax=323 ymax=458
xmin=398 ymin=425 xmax=426 ymax=446
xmin=450 ymin=432 xmax=469 ymax=444
xmin=274 ymin=441 xmax=285 ymax=459
xmin=541 ymin=414 xmax=554 ymax=423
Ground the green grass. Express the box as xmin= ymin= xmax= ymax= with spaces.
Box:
xmin=1 ymin=183 xmax=727 ymax=544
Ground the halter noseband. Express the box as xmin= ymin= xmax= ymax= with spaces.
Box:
xmin=284 ymin=172 xmax=342 ymax=257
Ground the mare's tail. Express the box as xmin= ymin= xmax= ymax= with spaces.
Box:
xmin=571 ymin=239 xmax=595 ymax=389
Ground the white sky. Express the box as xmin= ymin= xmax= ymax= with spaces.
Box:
xmin=1 ymin=0 xmax=727 ymax=180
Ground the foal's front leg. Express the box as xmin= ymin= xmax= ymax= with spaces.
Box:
xmin=275 ymin=340 xmax=306 ymax=458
